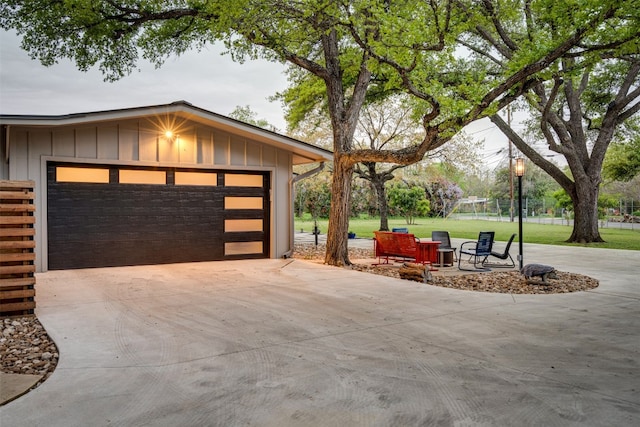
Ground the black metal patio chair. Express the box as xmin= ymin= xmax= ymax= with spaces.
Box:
xmin=482 ymin=233 xmax=516 ymax=268
xmin=458 ymin=231 xmax=495 ymax=271
xmin=432 ymin=230 xmax=457 ymax=266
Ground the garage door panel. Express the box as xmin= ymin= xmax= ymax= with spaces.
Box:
xmin=220 ymin=186 xmax=266 ymax=197
xmin=48 ymin=189 xmax=222 ymax=217
xmin=47 ymin=164 xmax=269 ymax=269
xmin=224 ymin=210 xmax=266 ymax=220
xmin=49 ymin=239 xmax=224 ymax=269
xmin=49 ymin=186 xmax=222 ymax=227
xmin=48 ymin=184 xmax=223 ymax=269
xmin=224 ymin=231 xmax=265 ymax=242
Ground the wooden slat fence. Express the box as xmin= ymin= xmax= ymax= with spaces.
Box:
xmin=1 ymin=180 xmax=36 ymax=316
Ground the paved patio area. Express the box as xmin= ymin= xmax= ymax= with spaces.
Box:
xmin=1 ymin=237 xmax=638 ymax=426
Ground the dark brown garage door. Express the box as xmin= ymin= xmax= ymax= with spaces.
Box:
xmin=47 ymin=163 xmax=270 ymax=270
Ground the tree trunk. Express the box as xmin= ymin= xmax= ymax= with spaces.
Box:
xmin=325 ymin=156 xmax=354 ymax=266
xmin=567 ymin=178 xmax=605 ymax=243
xmin=372 ymin=178 xmax=389 ymax=231
xmin=490 ymin=113 xmax=609 ymax=245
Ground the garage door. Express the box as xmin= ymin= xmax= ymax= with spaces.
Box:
xmin=47 ymin=163 xmax=270 ymax=270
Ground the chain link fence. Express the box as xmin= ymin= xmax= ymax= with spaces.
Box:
xmin=447 ymin=198 xmax=638 ymax=230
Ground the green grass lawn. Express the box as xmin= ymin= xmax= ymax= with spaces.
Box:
xmin=295 ymin=216 xmax=640 ymax=251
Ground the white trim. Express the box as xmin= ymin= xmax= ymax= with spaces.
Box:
xmin=269 ymin=173 xmax=275 ymax=259
xmin=1 ymin=102 xmax=332 ymax=164
xmin=39 ymin=155 xmax=48 ymax=272
xmin=40 ymin=155 xmax=277 ymax=173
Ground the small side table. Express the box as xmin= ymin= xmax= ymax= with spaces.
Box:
xmin=416 ymin=240 xmax=440 ymax=270
xmin=436 ymin=249 xmax=455 ymax=267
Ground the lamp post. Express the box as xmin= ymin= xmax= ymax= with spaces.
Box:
xmin=515 ymin=158 xmax=525 ymax=271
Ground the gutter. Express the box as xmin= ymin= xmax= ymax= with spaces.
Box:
xmin=292 ymin=161 xmax=325 ymax=184
xmin=283 ymin=162 xmax=326 ymax=259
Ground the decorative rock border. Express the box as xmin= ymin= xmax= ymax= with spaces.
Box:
xmin=295 ymin=243 xmax=599 ymax=294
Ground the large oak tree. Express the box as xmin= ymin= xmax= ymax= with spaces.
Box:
xmin=454 ymin=0 xmax=639 ymax=243
xmin=491 ymin=58 xmax=639 ymax=242
xmin=482 ymin=51 xmax=638 ymax=242
xmin=1 ymin=0 xmax=633 ymax=263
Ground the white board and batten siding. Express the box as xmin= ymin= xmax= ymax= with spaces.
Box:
xmin=3 ymin=118 xmax=294 ymax=272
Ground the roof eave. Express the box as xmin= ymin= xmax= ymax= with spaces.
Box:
xmin=0 ymin=101 xmax=333 ymax=165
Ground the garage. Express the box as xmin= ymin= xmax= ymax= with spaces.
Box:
xmin=1 ymin=101 xmax=332 ymax=272
xmin=47 ymin=163 xmax=270 ymax=269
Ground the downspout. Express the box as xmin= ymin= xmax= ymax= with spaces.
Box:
xmin=4 ymin=125 xmax=9 ymax=163
xmin=283 ymin=162 xmax=325 ymax=258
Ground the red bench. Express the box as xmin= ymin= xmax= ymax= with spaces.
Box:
xmin=373 ymin=231 xmax=439 ymax=267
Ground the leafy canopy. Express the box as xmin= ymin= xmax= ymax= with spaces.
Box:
xmin=603 ymin=136 xmax=640 ymax=182
xmin=3 ymin=1 xmax=629 ymax=135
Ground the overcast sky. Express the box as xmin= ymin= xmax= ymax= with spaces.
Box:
xmin=0 ymin=30 xmax=289 ymax=128
xmin=1 ymin=29 xmax=531 ymax=170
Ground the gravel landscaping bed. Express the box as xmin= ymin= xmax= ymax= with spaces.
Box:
xmin=1 ymin=317 xmax=59 ymax=381
xmin=294 ymin=243 xmax=599 ymax=294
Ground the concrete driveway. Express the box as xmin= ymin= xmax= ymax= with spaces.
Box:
xmin=1 ymin=243 xmax=639 ymax=426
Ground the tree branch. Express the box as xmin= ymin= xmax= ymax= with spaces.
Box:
xmin=619 ymin=96 xmax=640 ymax=122
xmin=490 ymin=114 xmax=575 ymax=191
xmin=614 ymin=60 xmax=640 ymax=106
xmin=480 ymin=0 xmax=518 ymax=52
xmin=454 ymin=0 xmax=514 ymax=59
xmin=456 ymin=37 xmax=504 ymax=66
